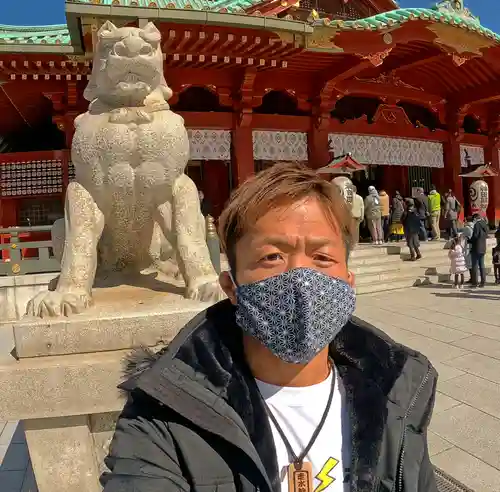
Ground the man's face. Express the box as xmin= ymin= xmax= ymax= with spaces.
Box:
xmin=220 ymin=197 xmax=353 ymax=304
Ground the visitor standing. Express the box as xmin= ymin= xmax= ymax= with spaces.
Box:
xmin=390 ymin=191 xmax=405 ymax=241
xmin=351 ymin=185 xmax=364 ymax=245
xmin=462 ymin=216 xmax=474 ymax=283
xmin=444 ymin=190 xmax=461 ymax=239
xmin=470 ymin=213 xmax=488 ymax=288
xmin=428 ymin=185 xmax=441 ymax=240
xmin=402 ymin=198 xmax=422 ymax=261
xmin=492 ymin=236 xmax=500 ymax=284
xmin=448 ymin=235 xmax=467 ymax=289
xmin=364 ymin=186 xmax=383 ymax=245
xmin=102 ymin=162 xmax=438 ymax=492
xmin=413 ymin=187 xmax=429 ymax=241
xmin=379 ymin=189 xmax=390 ymax=242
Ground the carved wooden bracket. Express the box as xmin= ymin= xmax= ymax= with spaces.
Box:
xmin=361 ymin=48 xmax=393 ymax=67
xmin=234 ymin=69 xmax=260 ymax=127
xmin=373 ymin=104 xmax=412 ymax=126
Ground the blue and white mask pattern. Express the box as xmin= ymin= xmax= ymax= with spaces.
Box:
xmin=235 ymin=268 xmax=356 ymax=364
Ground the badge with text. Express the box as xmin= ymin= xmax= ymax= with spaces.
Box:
xmin=288 ymin=462 xmax=314 ymax=492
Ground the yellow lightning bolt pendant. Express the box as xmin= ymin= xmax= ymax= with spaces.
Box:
xmin=314 ymin=458 xmax=339 ymax=492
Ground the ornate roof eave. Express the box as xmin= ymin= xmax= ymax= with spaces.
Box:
xmin=0 ymin=24 xmax=74 ymax=53
xmin=65 ymin=1 xmax=312 ymax=53
xmin=310 ymin=7 xmax=500 ymax=44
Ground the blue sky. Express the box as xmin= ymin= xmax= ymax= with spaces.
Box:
xmin=0 ymin=0 xmax=498 ymax=33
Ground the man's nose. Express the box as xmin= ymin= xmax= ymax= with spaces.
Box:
xmin=287 ymin=254 xmax=311 ymax=271
xmin=115 ymin=35 xmax=152 ymax=57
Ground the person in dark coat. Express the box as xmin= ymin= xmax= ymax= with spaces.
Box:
xmin=470 ymin=213 xmax=489 ymax=287
xmin=413 ymin=187 xmax=429 ymax=241
xmin=198 ymin=189 xmax=212 ymax=217
xmin=402 ymin=198 xmax=422 ymax=261
xmin=101 ymin=163 xmax=438 ymax=492
xmin=390 ymin=191 xmax=405 ymax=241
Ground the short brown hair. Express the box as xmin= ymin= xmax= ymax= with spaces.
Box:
xmin=218 ymin=162 xmax=354 ymax=271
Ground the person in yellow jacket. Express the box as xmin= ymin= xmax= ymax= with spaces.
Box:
xmin=428 ymin=184 xmax=441 ymax=240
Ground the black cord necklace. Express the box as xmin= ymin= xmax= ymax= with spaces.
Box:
xmin=260 ymin=360 xmax=336 ymax=492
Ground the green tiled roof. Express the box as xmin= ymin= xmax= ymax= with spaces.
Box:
xmin=69 ymin=0 xmax=262 ymax=14
xmin=0 ymin=24 xmax=71 ymax=45
xmin=313 ymin=8 xmax=500 ymax=43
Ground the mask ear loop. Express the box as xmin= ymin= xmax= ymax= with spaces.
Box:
xmin=228 ymin=270 xmax=238 ymax=287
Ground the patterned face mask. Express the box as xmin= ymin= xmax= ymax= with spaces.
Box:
xmin=234 ymin=268 xmax=356 ymax=364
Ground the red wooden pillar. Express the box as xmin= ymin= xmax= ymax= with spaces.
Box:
xmin=485 ymin=139 xmax=500 ymax=226
xmin=231 ymin=124 xmax=254 ymax=187
xmin=0 ymin=199 xmax=17 ymax=227
xmin=202 ymin=161 xmax=230 ymax=218
xmin=443 ymin=137 xmax=464 ymax=221
xmin=307 ymin=125 xmax=329 ymax=169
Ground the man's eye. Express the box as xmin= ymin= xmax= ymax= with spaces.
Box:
xmin=262 ymin=253 xmax=282 ymax=262
xmin=315 ymin=254 xmax=334 ymax=263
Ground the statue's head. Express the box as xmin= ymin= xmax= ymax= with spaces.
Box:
xmin=85 ymin=21 xmax=172 ymax=107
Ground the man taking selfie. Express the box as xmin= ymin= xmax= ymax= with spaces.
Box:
xmin=102 ymin=162 xmax=438 ymax=492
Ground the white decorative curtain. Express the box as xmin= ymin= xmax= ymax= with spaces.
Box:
xmin=328 ymin=134 xmax=444 ymax=168
xmin=460 ymin=145 xmax=484 ymax=168
xmin=188 ymin=129 xmax=231 ymax=160
xmin=253 ymin=131 xmax=308 ymax=161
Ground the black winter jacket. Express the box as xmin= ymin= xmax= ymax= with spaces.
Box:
xmin=102 ymin=300 xmax=438 ymax=492
xmin=471 ymin=219 xmax=489 ymax=254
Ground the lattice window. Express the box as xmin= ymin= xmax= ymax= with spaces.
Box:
xmin=0 ymin=160 xmax=63 ymax=197
xmin=18 ymin=198 xmax=64 ymax=227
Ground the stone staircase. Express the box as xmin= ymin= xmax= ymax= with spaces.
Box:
xmin=352 ymin=239 xmax=495 ymax=295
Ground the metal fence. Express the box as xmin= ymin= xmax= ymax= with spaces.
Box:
xmin=0 ymin=225 xmax=60 ymax=276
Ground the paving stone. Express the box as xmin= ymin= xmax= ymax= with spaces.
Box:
xmin=439 ymin=374 xmax=500 ymax=420
xmin=453 ymin=335 xmax=500 ymax=361
xmin=445 ymin=353 xmax=500 ymax=384
xmin=432 ymin=447 xmax=500 ymax=492
xmin=1 ymin=443 xmax=30 ymax=471
xmin=432 ymin=362 xmax=465 ymax=382
xmin=433 ymin=392 xmax=461 ymax=415
xmin=0 ymin=422 xmax=19 ymax=446
xmin=11 ymin=423 xmax=26 ymax=444
xmin=361 ymin=307 xmax=472 ymax=343
xmin=431 ymin=404 xmax=500 ymax=470
xmin=392 ymin=333 xmax=469 ymax=364
xmin=0 ymin=470 xmax=25 ymax=492
xmin=21 ymin=462 xmax=38 ymax=492
xmin=427 ymin=431 xmax=454 ymax=457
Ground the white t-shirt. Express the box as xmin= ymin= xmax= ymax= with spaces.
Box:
xmin=256 ymin=367 xmax=350 ymax=492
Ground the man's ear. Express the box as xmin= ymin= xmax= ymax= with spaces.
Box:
xmin=219 ymin=271 xmax=237 ymax=305
xmin=347 ymin=270 xmax=355 ymax=288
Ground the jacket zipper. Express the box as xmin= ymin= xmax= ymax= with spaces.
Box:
xmin=394 ymin=366 xmax=432 ymax=492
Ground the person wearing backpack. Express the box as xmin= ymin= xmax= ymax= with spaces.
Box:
xmin=444 ymin=189 xmax=461 ymax=239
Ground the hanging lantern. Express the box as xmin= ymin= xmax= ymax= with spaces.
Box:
xmin=332 ymin=176 xmax=354 ymax=205
xmin=469 ymin=180 xmax=489 ymax=216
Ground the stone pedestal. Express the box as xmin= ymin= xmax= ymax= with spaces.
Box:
xmin=0 ymin=282 xmax=213 ymax=491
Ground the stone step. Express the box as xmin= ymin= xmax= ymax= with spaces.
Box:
xmin=352 ymin=257 xmax=450 ymax=276
xmin=356 ymin=275 xmax=430 ymax=295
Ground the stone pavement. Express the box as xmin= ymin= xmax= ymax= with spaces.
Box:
xmin=1 ymin=280 xmax=500 ymax=491
xmin=356 ymin=279 xmax=500 ymax=492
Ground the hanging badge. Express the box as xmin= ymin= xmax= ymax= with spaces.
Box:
xmin=288 ymin=461 xmax=314 ymax=492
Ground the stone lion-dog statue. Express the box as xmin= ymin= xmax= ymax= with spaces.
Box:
xmin=27 ymin=21 xmax=224 ymax=318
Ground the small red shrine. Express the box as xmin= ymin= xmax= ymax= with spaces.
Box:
xmin=1 ymin=0 xmax=500 ymax=229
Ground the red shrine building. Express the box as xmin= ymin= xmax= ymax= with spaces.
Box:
xmin=1 ymin=0 xmax=500 ymax=228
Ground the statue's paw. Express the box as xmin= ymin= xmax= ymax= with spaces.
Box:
xmin=185 ymin=279 xmax=226 ymax=303
xmin=26 ymin=290 xmax=92 ymax=318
